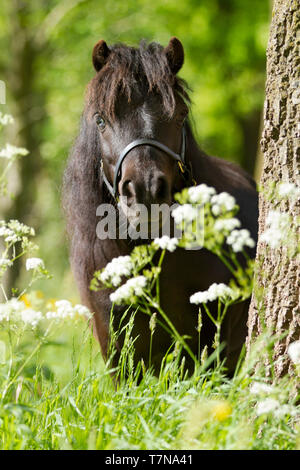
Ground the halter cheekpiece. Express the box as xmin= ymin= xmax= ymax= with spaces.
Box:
xmin=100 ymin=124 xmax=194 ymax=200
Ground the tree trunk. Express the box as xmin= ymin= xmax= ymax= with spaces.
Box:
xmin=4 ymin=0 xmax=46 ymax=293
xmin=247 ymin=0 xmax=300 ymax=378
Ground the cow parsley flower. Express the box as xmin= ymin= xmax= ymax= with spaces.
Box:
xmin=0 ymin=143 xmax=29 ymax=159
xmin=99 ymin=255 xmax=134 ymax=287
xmin=256 ymin=398 xmax=280 ymax=416
xmin=214 ymin=217 xmax=241 ymax=233
xmin=211 ymin=192 xmax=236 ymax=216
xmin=226 ymin=229 xmax=255 ymax=252
xmin=110 ymin=276 xmax=147 ymax=305
xmin=153 ymin=236 xmax=178 ymax=252
xmin=172 ymin=204 xmax=198 ymax=224
xmin=277 ymin=182 xmax=300 ymax=200
xmin=250 ymin=382 xmax=274 ymax=395
xmin=0 ymin=298 xmax=25 ymax=322
xmin=287 ymin=340 xmax=300 ymax=365
xmin=273 ymin=405 xmax=298 ymax=419
xmin=26 ymin=257 xmax=44 ymax=271
xmin=260 ymin=210 xmax=290 ymax=249
xmin=46 ymin=300 xmax=91 ymax=320
xmin=20 ymin=308 xmax=43 ymax=327
xmin=0 ymin=298 xmax=43 ymax=328
xmin=187 ymin=184 xmax=216 ymax=204
xmin=0 ymin=113 xmax=14 ymax=126
xmin=0 ymin=258 xmax=13 ymax=269
xmin=190 ymin=283 xmax=235 ymax=304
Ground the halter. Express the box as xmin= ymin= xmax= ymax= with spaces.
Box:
xmin=100 ymin=124 xmax=195 ymax=200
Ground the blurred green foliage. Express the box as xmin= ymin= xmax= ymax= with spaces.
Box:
xmin=0 ymin=0 xmax=270 ymax=300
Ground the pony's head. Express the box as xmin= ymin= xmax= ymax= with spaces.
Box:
xmin=85 ymin=37 xmax=190 ymax=226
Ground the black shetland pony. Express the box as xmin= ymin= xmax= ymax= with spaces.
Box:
xmin=63 ymin=38 xmax=258 ymax=375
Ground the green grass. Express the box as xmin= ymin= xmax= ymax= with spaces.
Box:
xmin=0 ymin=317 xmax=299 ymax=450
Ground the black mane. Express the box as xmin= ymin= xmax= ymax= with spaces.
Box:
xmin=87 ymin=41 xmax=190 ymax=119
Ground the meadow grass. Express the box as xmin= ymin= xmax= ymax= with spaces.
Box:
xmin=0 ymin=315 xmax=299 ymax=450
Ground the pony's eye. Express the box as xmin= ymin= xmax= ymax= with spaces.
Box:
xmin=95 ymin=114 xmax=106 ymax=131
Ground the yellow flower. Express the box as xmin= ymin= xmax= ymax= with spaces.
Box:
xmin=35 ymin=290 xmax=44 ymax=299
xmin=20 ymin=294 xmax=31 ymax=309
xmin=46 ymin=298 xmax=57 ymax=310
xmin=211 ymin=401 xmax=232 ymax=422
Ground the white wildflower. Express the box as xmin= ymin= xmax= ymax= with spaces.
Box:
xmin=46 ymin=301 xmax=91 ymax=320
xmin=190 ymin=283 xmax=235 ymax=305
xmin=188 ymin=184 xmax=216 ymax=204
xmin=26 ymin=257 xmax=44 ymax=271
xmin=74 ymin=304 xmax=91 ymax=318
xmin=211 ymin=192 xmax=236 ymax=216
xmin=277 ymin=182 xmax=300 ymax=200
xmin=226 ymin=229 xmax=255 ymax=252
xmin=256 ymin=398 xmax=280 ymax=416
xmin=0 ymin=258 xmax=13 ymax=269
xmin=110 ymin=275 xmax=147 ymax=305
xmin=0 ymin=298 xmax=25 ymax=322
xmin=214 ymin=217 xmax=241 ymax=233
xmin=0 ymin=298 xmax=43 ymax=327
xmin=100 ymin=255 xmax=134 ymax=287
xmin=250 ymin=382 xmax=274 ymax=395
xmin=0 ymin=143 xmax=29 ymax=159
xmin=153 ymin=236 xmax=178 ymax=252
xmin=287 ymin=340 xmax=300 ymax=365
xmin=261 ymin=210 xmax=290 ymax=249
xmin=273 ymin=405 xmax=298 ymax=419
xmin=0 ymin=113 xmax=14 ymax=126
xmin=20 ymin=308 xmax=43 ymax=327
xmin=172 ymin=204 xmax=198 ymax=224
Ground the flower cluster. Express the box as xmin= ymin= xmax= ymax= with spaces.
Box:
xmin=0 ymin=143 xmax=29 ymax=160
xmin=226 ymin=229 xmax=255 ymax=252
xmin=110 ymin=276 xmax=147 ymax=305
xmin=171 ymin=204 xmax=198 ymax=224
xmin=99 ymin=255 xmax=134 ymax=287
xmin=0 ymin=257 xmax=13 ymax=277
xmin=287 ymin=340 xmax=300 ymax=365
xmin=26 ymin=257 xmax=45 ymax=271
xmin=211 ymin=192 xmax=236 ymax=216
xmin=260 ymin=210 xmax=290 ymax=249
xmin=0 ymin=112 xmax=14 ymax=126
xmin=250 ymin=382 xmax=274 ymax=395
xmin=153 ymin=236 xmax=178 ymax=252
xmin=46 ymin=300 xmax=91 ymax=320
xmin=255 ymin=398 xmax=297 ymax=419
xmin=190 ymin=283 xmax=235 ymax=305
xmin=277 ymin=182 xmax=300 ymax=201
xmin=214 ymin=217 xmax=241 ymax=233
xmin=187 ymin=184 xmax=216 ymax=204
xmin=0 ymin=298 xmax=42 ymax=328
xmin=0 ymin=220 xmax=35 ymax=244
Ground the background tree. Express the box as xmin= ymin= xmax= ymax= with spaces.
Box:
xmin=247 ymin=0 xmax=300 ymax=378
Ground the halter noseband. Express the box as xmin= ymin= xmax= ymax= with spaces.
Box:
xmin=100 ymin=124 xmax=194 ymax=200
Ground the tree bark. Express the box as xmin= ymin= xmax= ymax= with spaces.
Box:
xmin=247 ymin=0 xmax=300 ymax=378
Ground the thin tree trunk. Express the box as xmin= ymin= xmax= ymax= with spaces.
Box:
xmin=5 ymin=0 xmax=46 ymax=292
xmin=247 ymin=0 xmax=300 ymax=378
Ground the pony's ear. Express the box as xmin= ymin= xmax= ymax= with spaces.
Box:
xmin=92 ymin=40 xmax=110 ymax=71
xmin=164 ymin=37 xmax=184 ymax=74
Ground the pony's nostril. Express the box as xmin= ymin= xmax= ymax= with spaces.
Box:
xmin=121 ymin=179 xmax=134 ymax=200
xmin=154 ymin=177 xmax=168 ymax=201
